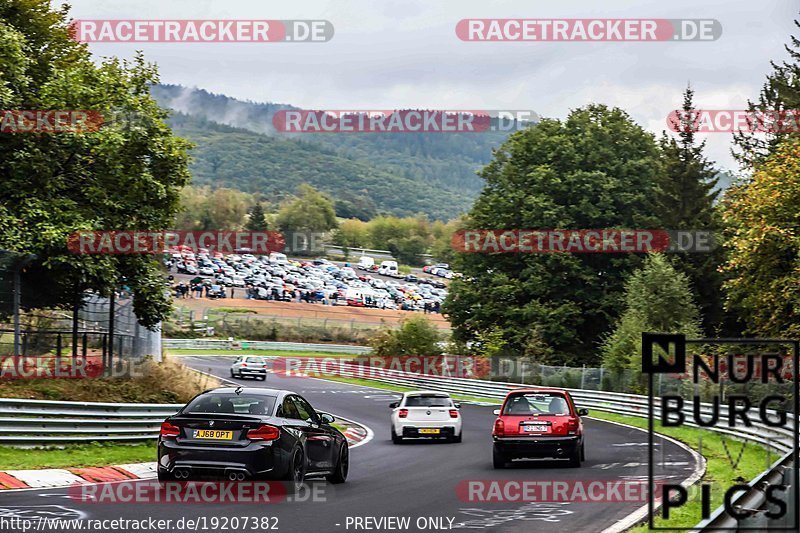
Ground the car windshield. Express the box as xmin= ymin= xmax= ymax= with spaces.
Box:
xmin=404 ymin=394 xmax=452 ymax=407
xmin=183 ymin=393 xmax=277 ymax=416
xmin=503 ymin=393 xmax=570 ymax=416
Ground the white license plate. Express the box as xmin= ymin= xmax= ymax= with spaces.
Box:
xmin=523 ymin=425 xmax=549 ymax=433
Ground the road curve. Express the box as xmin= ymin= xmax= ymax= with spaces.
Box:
xmin=0 ymin=355 xmax=700 ymax=533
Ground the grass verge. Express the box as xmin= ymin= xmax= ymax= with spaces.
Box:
xmin=588 ymin=410 xmax=774 ymax=532
xmin=0 ymin=442 xmax=156 ymax=470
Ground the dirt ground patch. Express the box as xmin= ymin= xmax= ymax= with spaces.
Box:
xmin=175 ymin=298 xmax=451 ymax=329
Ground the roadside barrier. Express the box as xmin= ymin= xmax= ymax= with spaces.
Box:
xmin=163 ymin=338 xmax=371 ymax=354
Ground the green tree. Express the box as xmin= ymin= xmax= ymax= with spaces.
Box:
xmin=370 ymin=316 xmax=444 ymax=357
xmin=444 ymin=105 xmax=666 ymax=365
xmin=602 ymin=254 xmax=702 ymax=374
xmin=659 ymin=86 xmax=725 ymax=333
xmin=734 ymin=19 xmax=800 ymax=168
xmin=245 ymin=202 xmax=268 ymax=231
xmin=275 ymin=184 xmax=338 ymax=233
xmin=720 ymin=138 xmax=800 ymax=338
xmin=333 ymin=219 xmax=370 ymax=249
xmin=0 ymin=1 xmax=191 ymax=327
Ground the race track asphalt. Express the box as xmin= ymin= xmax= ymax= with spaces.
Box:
xmin=0 ymin=355 xmax=699 ymax=533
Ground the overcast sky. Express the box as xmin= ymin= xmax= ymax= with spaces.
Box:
xmin=63 ymin=0 xmax=798 ymax=172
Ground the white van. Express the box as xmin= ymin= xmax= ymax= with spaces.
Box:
xmin=357 ymin=256 xmax=375 ymax=270
xmin=269 ymin=252 xmax=288 ymax=264
xmin=378 ymin=260 xmax=399 ymax=276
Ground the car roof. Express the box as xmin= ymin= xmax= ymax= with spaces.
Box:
xmin=405 ymin=390 xmax=451 ymax=396
xmin=506 ymin=388 xmax=568 ymax=395
xmin=204 ymin=387 xmax=288 ymax=396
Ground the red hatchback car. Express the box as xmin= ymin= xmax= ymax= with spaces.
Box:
xmin=491 ymin=388 xmax=587 ymax=468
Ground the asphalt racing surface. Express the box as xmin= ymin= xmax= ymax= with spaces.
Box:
xmin=0 ymin=356 xmax=699 ymax=533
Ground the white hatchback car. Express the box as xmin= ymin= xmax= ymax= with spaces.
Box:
xmin=390 ymin=391 xmax=462 ymax=444
xmin=229 ymin=356 xmax=269 ymax=380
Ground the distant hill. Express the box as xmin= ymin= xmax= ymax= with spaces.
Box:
xmin=166 ymin=113 xmax=475 ymax=219
xmin=151 ymin=85 xmax=517 ymax=219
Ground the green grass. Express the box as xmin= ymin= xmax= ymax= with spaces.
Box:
xmin=587 ymin=410 xmax=773 ymax=532
xmin=210 ymin=307 xmax=257 ymax=314
xmin=0 ymin=442 xmax=156 ymax=470
xmin=167 ymin=349 xmax=358 ymax=358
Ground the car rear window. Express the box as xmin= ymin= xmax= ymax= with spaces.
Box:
xmin=245 ymin=357 xmax=267 ymax=364
xmin=503 ymin=393 xmax=571 ymax=416
xmin=183 ymin=393 xmax=277 ymax=416
xmin=404 ymin=394 xmax=452 ymax=407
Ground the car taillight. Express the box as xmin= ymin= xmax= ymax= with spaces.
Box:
xmin=241 ymin=363 xmax=247 ymax=367
xmin=493 ymin=418 xmax=505 ymax=436
xmin=160 ymin=421 xmax=180 ymax=438
xmin=449 ymin=410 xmax=459 ymax=418
xmin=246 ymin=424 xmax=280 ymax=441
xmin=567 ymin=417 xmax=579 ymax=433
xmin=398 ymin=409 xmax=409 ymax=418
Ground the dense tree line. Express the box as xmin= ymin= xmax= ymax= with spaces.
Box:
xmin=444 ymin=21 xmax=800 ymax=365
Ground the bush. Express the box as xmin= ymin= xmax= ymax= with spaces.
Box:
xmin=542 ymin=374 xmax=565 ymax=388
xmin=370 ymin=316 xmax=443 ymax=357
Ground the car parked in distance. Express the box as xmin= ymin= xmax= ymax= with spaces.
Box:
xmin=390 ymin=391 xmax=462 ymax=444
xmin=158 ymin=387 xmax=348 ymax=485
xmin=230 ymin=356 xmax=269 ymax=380
xmin=491 ymin=388 xmax=587 ymax=469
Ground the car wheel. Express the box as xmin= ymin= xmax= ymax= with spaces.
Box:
xmin=580 ymin=442 xmax=586 ymax=462
xmin=259 ymin=375 xmax=266 ymax=381
xmin=230 ymin=369 xmax=235 ymax=378
xmin=326 ymin=444 xmax=349 ymax=484
xmin=391 ymin=427 xmax=403 ymax=444
xmin=451 ymin=432 xmax=462 ymax=443
xmin=283 ymin=448 xmax=306 ymax=491
xmin=492 ymin=445 xmax=507 ymax=469
xmin=568 ymin=446 xmax=582 ymax=468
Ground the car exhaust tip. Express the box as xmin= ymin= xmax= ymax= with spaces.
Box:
xmin=228 ymin=472 xmax=238 ymax=481
xmin=174 ymin=468 xmax=189 ymax=479
xmin=236 ymin=472 xmax=246 ymax=481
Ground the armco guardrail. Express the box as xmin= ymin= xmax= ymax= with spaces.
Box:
xmin=0 ymin=398 xmax=181 ymax=445
xmin=163 ymin=338 xmax=371 ymax=355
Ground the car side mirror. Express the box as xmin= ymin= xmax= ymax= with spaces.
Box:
xmin=453 ymin=402 xmax=461 ymax=409
xmin=389 ymin=402 xmax=400 ymax=409
xmin=492 ymin=409 xmax=501 ymax=416
xmin=577 ymin=408 xmax=589 ymax=416
xmin=319 ymin=413 xmax=335 ymax=425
